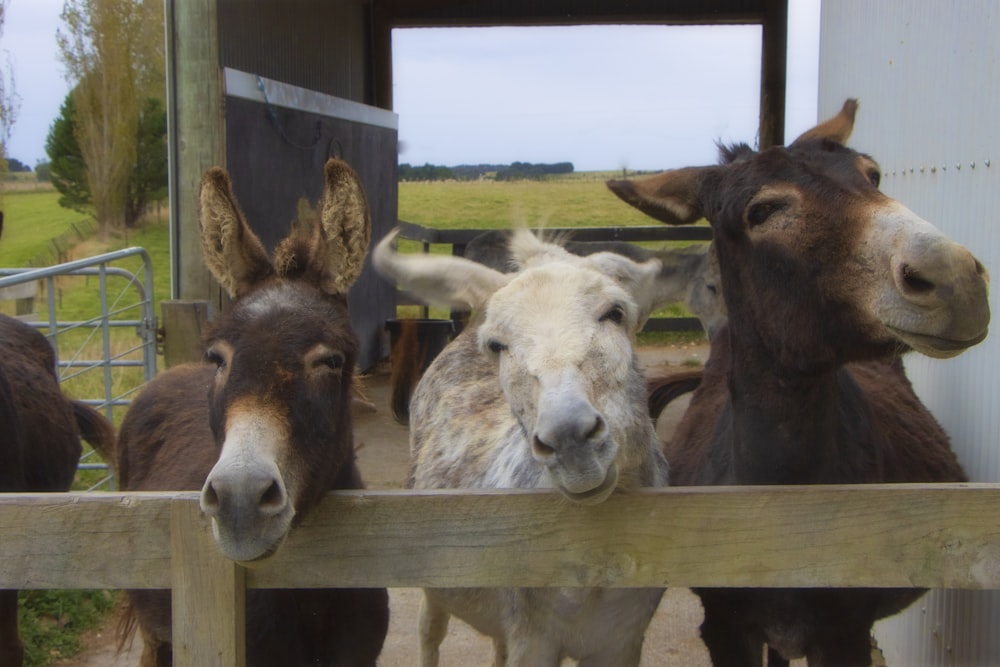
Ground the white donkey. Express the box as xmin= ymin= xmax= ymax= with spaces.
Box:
xmin=374 ymin=229 xmax=674 ymax=667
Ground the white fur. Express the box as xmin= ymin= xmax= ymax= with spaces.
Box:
xmin=376 ymin=230 xmax=681 ymax=666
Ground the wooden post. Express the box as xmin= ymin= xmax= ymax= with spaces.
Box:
xmin=160 ymin=299 xmax=211 ymax=368
xmin=165 ymin=0 xmax=224 ymax=302
xmin=171 ymin=499 xmax=246 ymax=667
xmin=759 ymin=0 xmax=789 ymax=148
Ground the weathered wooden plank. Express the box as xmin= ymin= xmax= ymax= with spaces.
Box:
xmin=171 ymin=499 xmax=246 ymax=667
xmin=2 ymin=485 xmax=1000 ymax=591
xmin=251 ymin=484 xmax=1000 ymax=590
xmin=0 ymin=492 xmax=176 ymax=589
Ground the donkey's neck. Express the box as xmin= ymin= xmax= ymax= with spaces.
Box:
xmin=724 ymin=327 xmax=854 ymax=484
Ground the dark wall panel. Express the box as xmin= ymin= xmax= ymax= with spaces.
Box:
xmin=224 ymin=95 xmax=398 ymax=372
xmin=218 ymin=0 xmax=372 ymax=103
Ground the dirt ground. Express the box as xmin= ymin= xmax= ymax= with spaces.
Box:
xmin=57 ymin=342 xmax=734 ymax=667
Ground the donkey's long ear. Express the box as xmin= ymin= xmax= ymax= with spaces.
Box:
xmin=606 ymin=166 xmax=711 ymax=226
xmin=315 ymin=158 xmax=372 ymax=295
xmin=791 ymin=98 xmax=858 ymax=146
xmin=199 ymin=167 xmax=274 ymax=299
xmin=373 ymin=229 xmax=509 ymax=311
xmin=586 ymin=253 xmax=664 ymax=329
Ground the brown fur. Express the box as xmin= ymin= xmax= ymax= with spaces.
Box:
xmin=0 ymin=314 xmax=116 ymax=667
xmin=389 ymin=318 xmax=422 ymax=424
xmin=612 ymin=100 xmax=987 ymax=667
xmin=114 ymin=159 xmax=388 ymax=667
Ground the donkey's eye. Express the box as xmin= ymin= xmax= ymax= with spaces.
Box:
xmin=746 ymin=201 xmax=783 ymax=227
xmin=487 ymin=339 xmax=508 ymax=354
xmin=315 ymin=353 xmax=345 ymax=371
xmin=600 ymin=305 xmax=625 ymax=325
xmin=866 ymin=168 xmax=881 ymax=188
xmin=205 ymin=348 xmax=225 ymax=369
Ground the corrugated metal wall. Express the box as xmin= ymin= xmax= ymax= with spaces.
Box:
xmin=819 ymin=2 xmax=1000 ymax=665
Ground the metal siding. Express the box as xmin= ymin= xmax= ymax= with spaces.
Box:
xmin=820 ymin=2 xmax=1000 ymax=664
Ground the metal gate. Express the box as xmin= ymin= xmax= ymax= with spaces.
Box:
xmin=0 ymin=247 xmax=158 ymax=489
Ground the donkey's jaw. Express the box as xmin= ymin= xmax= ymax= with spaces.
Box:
xmin=555 ymin=461 xmax=620 ymax=505
xmin=200 ymin=411 xmax=298 ymax=562
xmin=864 ymin=203 xmax=990 ymax=357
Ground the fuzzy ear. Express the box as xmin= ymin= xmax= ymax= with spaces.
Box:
xmin=198 ymin=167 xmax=274 ymax=299
xmin=791 ymin=98 xmax=858 ymax=146
xmin=606 ymin=166 xmax=711 ymax=226
xmin=373 ymin=229 xmax=510 ymax=311
xmin=313 ymin=158 xmax=372 ymax=294
xmin=585 ymin=252 xmax=666 ymax=328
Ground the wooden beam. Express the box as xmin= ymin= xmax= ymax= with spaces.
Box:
xmin=171 ymin=499 xmax=246 ymax=667
xmin=759 ymin=0 xmax=788 ymax=147
xmin=0 ymin=492 xmax=174 ymax=589
xmin=165 ymin=0 xmax=224 ymax=302
xmin=160 ymin=299 xmax=211 ymax=368
xmin=2 ymin=485 xmax=1000 ymax=591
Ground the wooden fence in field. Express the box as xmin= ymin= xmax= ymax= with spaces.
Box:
xmin=2 ymin=484 xmax=1000 ymax=666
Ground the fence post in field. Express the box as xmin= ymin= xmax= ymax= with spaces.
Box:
xmin=161 ymin=299 xmax=211 ymax=367
xmin=170 ymin=499 xmax=246 ymax=667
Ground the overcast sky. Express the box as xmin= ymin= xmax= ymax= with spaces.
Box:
xmin=4 ymin=0 xmax=820 ymax=172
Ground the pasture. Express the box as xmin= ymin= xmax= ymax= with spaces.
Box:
xmin=398 ymin=173 xmax=659 ymax=229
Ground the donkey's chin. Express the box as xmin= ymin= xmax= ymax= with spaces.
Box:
xmin=556 ymin=462 xmax=620 ymax=506
xmin=210 ymin=520 xmax=290 ymax=564
xmin=889 ymin=326 xmax=989 ymax=359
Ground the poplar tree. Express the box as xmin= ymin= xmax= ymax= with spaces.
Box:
xmin=57 ymin=0 xmax=163 ymax=238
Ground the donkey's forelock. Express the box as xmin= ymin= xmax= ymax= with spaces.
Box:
xmin=506 ymin=228 xmax=574 ymax=270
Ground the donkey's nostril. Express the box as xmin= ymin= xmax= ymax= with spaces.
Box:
xmin=201 ymin=481 xmax=221 ymax=514
xmin=533 ymin=436 xmax=557 ymax=459
xmin=900 ymin=263 xmax=935 ymax=294
xmin=586 ymin=416 xmax=605 ymax=441
xmin=259 ymin=480 xmax=286 ymax=511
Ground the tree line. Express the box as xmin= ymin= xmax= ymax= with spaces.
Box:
xmin=399 ymin=161 xmax=575 ymax=182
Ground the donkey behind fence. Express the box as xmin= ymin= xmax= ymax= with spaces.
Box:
xmin=112 ymin=159 xmax=389 ymax=667
xmin=375 ymin=226 xmax=691 ymax=666
xmin=610 ymin=99 xmax=989 ymax=666
xmin=0 ymin=212 xmax=116 ymax=667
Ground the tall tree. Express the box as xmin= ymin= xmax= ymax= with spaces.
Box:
xmin=45 ymin=92 xmax=90 ymax=213
xmin=46 ymin=89 xmax=167 ymax=227
xmin=57 ymin=0 xmax=163 ymax=238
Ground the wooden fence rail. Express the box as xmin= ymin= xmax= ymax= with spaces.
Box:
xmin=2 ymin=484 xmax=1000 ymax=666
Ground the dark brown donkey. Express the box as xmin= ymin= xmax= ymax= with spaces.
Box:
xmin=115 ymin=159 xmax=389 ymax=667
xmin=0 ymin=312 xmax=116 ymax=667
xmin=608 ymin=99 xmax=990 ymax=667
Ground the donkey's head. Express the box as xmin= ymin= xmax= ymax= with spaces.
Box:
xmin=608 ymin=99 xmax=990 ymax=369
xmin=375 ymin=230 xmax=669 ymax=504
xmin=198 ymin=159 xmax=370 ymax=562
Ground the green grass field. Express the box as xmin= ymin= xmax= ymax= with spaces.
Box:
xmin=398 ymin=176 xmax=659 ymax=229
xmin=1 ymin=190 xmax=93 ymax=267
